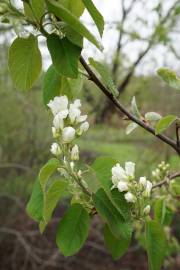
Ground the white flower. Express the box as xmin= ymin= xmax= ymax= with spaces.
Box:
xmin=76 ymin=114 xmax=87 ymax=123
xmin=143 ymin=205 xmax=151 ymax=215
xmin=71 ymin=145 xmax=79 ymax=161
xmin=73 ymin=99 xmax=81 ymax=108
xmin=124 ymin=192 xmax=136 ymax=203
xmin=78 ymin=121 xmax=89 ymax=135
xmin=117 ymin=181 xmax=129 ymax=192
xmin=53 ymin=110 xmax=68 ymax=130
xmin=144 ymin=180 xmax=153 ymax=197
xmin=50 ymin=143 xmax=61 ymax=156
xmin=125 ymin=162 xmax=135 ymax=178
xmin=139 ymin=176 xmax=147 ymax=188
xmin=62 ymin=127 xmax=76 ymax=143
xmin=69 ymin=104 xmax=81 ymax=123
xmin=47 ymin=96 xmax=68 ymax=116
xmin=112 ymin=164 xmax=127 ymax=186
xmin=111 ymin=162 xmax=135 ymax=187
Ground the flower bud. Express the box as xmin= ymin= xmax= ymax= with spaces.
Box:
xmin=143 ymin=205 xmax=151 ymax=215
xmin=62 ymin=127 xmax=76 ymax=143
xmin=78 ymin=121 xmax=89 ymax=135
xmin=77 ymin=170 xmax=82 ymax=178
xmin=52 ymin=127 xmax=59 ymax=138
xmin=124 ymin=192 xmax=136 ymax=203
xmin=50 ymin=143 xmax=61 ymax=156
xmin=70 ymin=161 xmax=74 ymax=170
xmin=139 ymin=176 xmax=147 ymax=188
xmin=144 ymin=180 xmax=152 ymax=197
xmin=117 ymin=181 xmax=128 ymax=192
xmin=53 ymin=110 xmax=68 ymax=130
xmin=71 ymin=145 xmax=79 ymax=161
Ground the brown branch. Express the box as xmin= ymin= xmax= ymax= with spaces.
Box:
xmin=80 ymin=55 xmax=180 ymax=155
xmin=176 ymin=122 xmax=180 ymax=148
xmin=152 ymin=171 xmax=180 ymax=189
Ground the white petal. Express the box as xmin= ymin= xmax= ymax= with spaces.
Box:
xmin=125 ymin=162 xmax=135 ymax=178
xmin=62 ymin=127 xmax=76 ymax=143
xmin=77 ymin=115 xmax=87 ymax=123
xmin=117 ymin=181 xmax=129 ymax=192
xmin=124 ymin=192 xmax=136 ymax=203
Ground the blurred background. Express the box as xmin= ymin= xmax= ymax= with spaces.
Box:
xmin=0 ymin=0 xmax=180 ymax=269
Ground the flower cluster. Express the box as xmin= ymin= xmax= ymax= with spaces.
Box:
xmin=48 ymin=96 xmax=92 ymax=210
xmin=48 ymin=96 xmax=89 ymax=156
xmin=111 ymin=161 xmax=153 ymax=218
xmin=152 ymin=161 xmax=170 ymax=182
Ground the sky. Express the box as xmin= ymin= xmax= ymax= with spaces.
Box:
xmin=1 ymin=0 xmax=180 ymax=75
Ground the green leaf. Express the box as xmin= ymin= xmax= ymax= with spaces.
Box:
xmin=82 ymin=0 xmax=104 ymax=37
xmin=43 ymin=179 xmax=68 ymax=223
xmin=56 ymin=204 xmax=90 ymax=256
xmin=154 ymin=198 xmax=166 ymax=225
xmin=30 ymin=0 xmax=45 ymax=21
xmin=61 ymin=0 xmax=85 ymax=17
xmin=61 ymin=24 xmax=83 ymax=47
xmin=47 ymin=35 xmax=81 ymax=78
xmin=89 ymin=58 xmax=118 ymax=97
xmin=46 ymin=0 xmax=102 ymax=50
xmin=92 ymin=188 xmax=132 ymax=239
xmin=155 ymin=115 xmax=177 ymax=134
xmin=110 ymin=189 xmax=131 ymax=221
xmin=104 ymin=224 xmax=131 ymax=260
xmin=43 ymin=65 xmax=83 ymax=105
xmin=145 ymin=112 xmax=162 ymax=122
xmin=145 ymin=220 xmax=166 ymax=270
xmin=157 ymin=68 xmax=180 ymax=90
xmin=91 ymin=156 xmax=117 ymax=192
xmin=126 ymin=122 xmax=138 ymax=135
xmin=26 ymin=179 xmax=43 ymax=222
xmin=43 ymin=65 xmax=62 ymax=105
xmin=131 ymin=96 xmax=141 ymax=118
xmin=61 ymin=74 xmax=83 ymax=99
xmin=39 ymin=158 xmax=60 ymax=192
xmin=8 ymin=35 xmax=42 ymax=91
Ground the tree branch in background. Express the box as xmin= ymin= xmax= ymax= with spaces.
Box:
xmin=116 ymin=0 xmax=180 ymax=95
xmin=152 ymin=171 xmax=180 ymax=189
xmin=80 ymin=56 xmax=180 ymax=155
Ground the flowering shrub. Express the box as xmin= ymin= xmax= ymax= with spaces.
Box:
xmin=0 ymin=1 xmax=179 ymax=269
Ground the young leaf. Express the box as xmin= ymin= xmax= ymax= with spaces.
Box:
xmin=104 ymin=224 xmax=131 ymax=260
xmin=61 ymin=0 xmax=85 ymax=17
xmin=154 ymin=198 xmax=166 ymax=225
xmin=82 ymin=0 xmax=104 ymax=37
xmin=157 ymin=67 xmax=180 ymax=90
xmin=126 ymin=122 xmax=138 ymax=135
xmin=91 ymin=156 xmax=117 ymax=192
xmin=43 ymin=65 xmax=62 ymax=105
xmin=43 ymin=179 xmax=68 ymax=223
xmin=47 ymin=35 xmax=81 ymax=78
xmin=46 ymin=0 xmax=102 ymax=50
xmin=26 ymin=179 xmax=43 ymax=222
xmin=145 ymin=220 xmax=166 ymax=270
xmin=155 ymin=115 xmax=177 ymax=135
xmin=131 ymin=96 xmax=141 ymax=118
xmin=39 ymin=158 xmax=60 ymax=192
xmin=89 ymin=58 xmax=118 ymax=97
xmin=56 ymin=204 xmax=90 ymax=256
xmin=145 ymin=112 xmax=162 ymax=122
xmin=92 ymin=188 xmax=132 ymax=239
xmin=8 ymin=34 xmax=42 ymax=91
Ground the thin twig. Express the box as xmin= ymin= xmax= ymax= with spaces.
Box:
xmin=80 ymin=56 xmax=180 ymax=155
xmin=152 ymin=171 xmax=180 ymax=189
